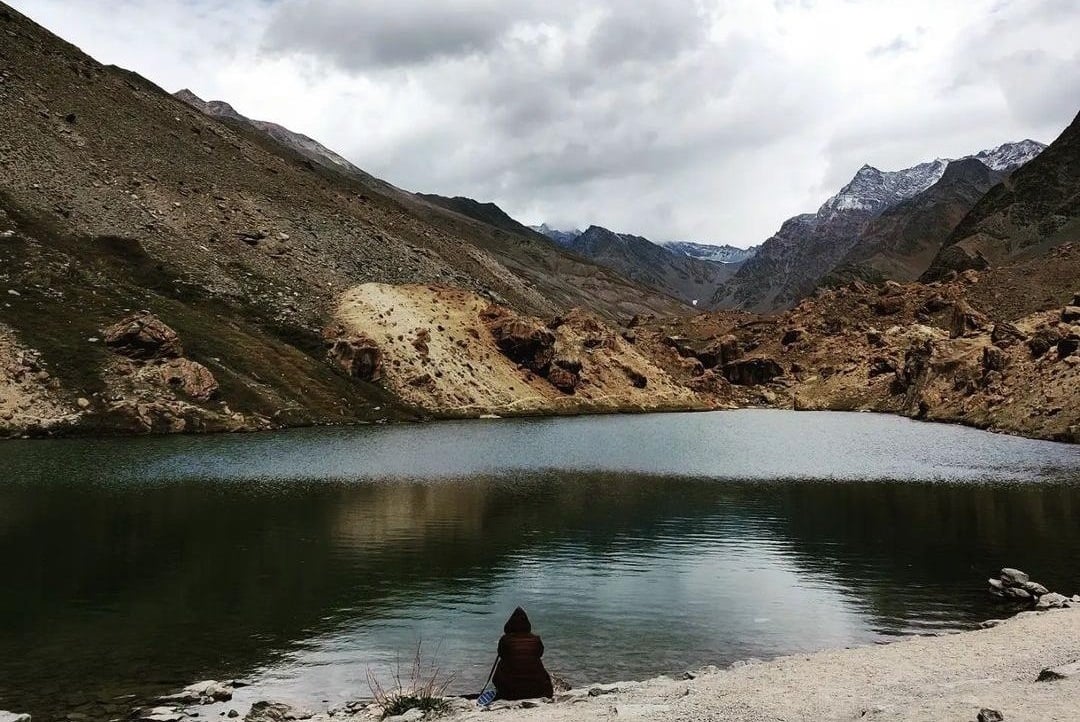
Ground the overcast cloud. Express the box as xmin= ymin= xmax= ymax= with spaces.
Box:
xmin=11 ymin=0 xmax=1080 ymax=246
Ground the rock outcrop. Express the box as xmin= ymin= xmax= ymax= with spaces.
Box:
xmin=331 ymin=284 xmax=701 ymax=416
xmin=103 ymin=312 xmax=184 ymax=360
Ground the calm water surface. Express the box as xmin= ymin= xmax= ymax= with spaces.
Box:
xmin=2 ymin=410 xmax=1079 ymax=719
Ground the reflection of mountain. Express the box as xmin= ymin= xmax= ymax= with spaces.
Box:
xmin=3 ymin=458 xmax=1080 ymax=717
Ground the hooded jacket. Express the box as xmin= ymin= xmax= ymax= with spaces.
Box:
xmin=492 ymin=607 xmax=553 ymax=700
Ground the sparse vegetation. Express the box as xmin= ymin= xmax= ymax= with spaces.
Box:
xmin=366 ymin=643 xmax=454 ymax=719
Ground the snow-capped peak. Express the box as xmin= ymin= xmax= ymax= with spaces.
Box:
xmin=968 ymin=139 xmax=1047 ymax=171
xmin=531 ymin=223 xmax=583 ymax=245
xmin=660 ymin=241 xmax=758 ymax=264
xmin=820 ymin=140 xmax=1046 ymax=218
xmin=820 ymin=159 xmax=949 ymax=215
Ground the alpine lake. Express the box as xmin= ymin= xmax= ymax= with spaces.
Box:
xmin=2 ymin=410 xmax=1079 ymax=719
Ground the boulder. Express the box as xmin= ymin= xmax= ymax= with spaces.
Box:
xmin=159 ymin=359 xmax=219 ymax=400
xmin=1002 ymin=586 xmax=1032 ymax=601
xmin=621 ymin=364 xmax=648 ymax=389
xmin=718 ymin=335 xmax=741 ymax=365
xmin=991 ymin=322 xmax=1026 ymax=347
xmin=1037 ymin=661 xmax=1080 ymax=681
xmin=384 ymin=710 xmax=424 ymax=722
xmin=949 ymin=300 xmax=989 ymax=338
xmin=1000 ymin=568 xmax=1030 ymax=586
xmin=484 ymin=310 xmax=555 ymax=372
xmin=1028 ymin=328 xmax=1062 ymax=358
xmin=977 ymin=709 xmax=1004 ymax=722
xmin=1022 ymin=581 xmax=1050 ymax=596
xmin=546 ymin=365 xmax=579 ymax=394
xmin=1058 ymin=334 xmax=1079 ymax=359
xmin=0 ymin=713 xmax=31 ymax=722
xmin=103 ymin=312 xmax=183 ymax=359
xmin=868 ymin=357 xmax=897 ymax=377
xmin=873 ymin=295 xmax=905 ymax=316
xmin=1062 ymin=306 xmax=1080 ymax=323
xmin=781 ymin=327 xmax=805 ymax=346
xmin=245 ymin=702 xmax=293 ymax=722
xmin=919 ymin=294 xmax=950 ymax=314
xmin=1034 ymin=592 xmax=1071 ymax=610
xmin=327 ymin=334 xmax=382 ymax=382
xmin=722 ymin=357 xmax=783 ymax=386
xmin=982 ymin=345 xmax=1007 ymax=374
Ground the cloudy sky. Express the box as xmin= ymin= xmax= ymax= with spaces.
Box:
xmin=12 ymin=0 xmax=1080 ymax=246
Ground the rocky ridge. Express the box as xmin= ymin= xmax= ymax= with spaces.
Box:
xmin=544 ymin=225 xmax=741 ymax=307
xmin=924 ymin=110 xmax=1080 ymax=280
xmin=713 ymin=139 xmax=1047 ymax=312
xmin=174 ymin=89 xmax=363 ymax=176
xmin=659 ymin=240 xmax=758 ymax=264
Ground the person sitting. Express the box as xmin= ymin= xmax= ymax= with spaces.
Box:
xmin=492 ymin=607 xmax=554 ymax=700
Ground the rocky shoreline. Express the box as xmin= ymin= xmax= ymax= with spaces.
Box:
xmin=45 ymin=605 xmax=1073 ymax=722
xmin=4 ymin=272 xmax=1078 ymax=444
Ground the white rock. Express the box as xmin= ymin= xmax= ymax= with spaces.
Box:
xmin=142 ymin=708 xmax=184 ymax=722
xmin=1000 ymin=568 xmax=1029 ymax=586
xmin=0 ymin=712 xmax=31 ymax=722
xmin=383 ymin=709 xmax=424 ymax=722
xmin=1035 ymin=592 xmax=1071 ymax=610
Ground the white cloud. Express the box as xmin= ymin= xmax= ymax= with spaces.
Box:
xmin=9 ymin=0 xmax=1080 ymax=246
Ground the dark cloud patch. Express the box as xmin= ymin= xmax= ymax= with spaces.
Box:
xmin=13 ymin=0 xmax=1078 ymax=244
xmin=262 ymin=0 xmax=534 ymax=69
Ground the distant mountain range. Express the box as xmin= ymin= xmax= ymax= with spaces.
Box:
xmin=659 ymin=241 xmax=757 ymax=264
xmin=530 ymin=225 xmax=753 ymax=305
xmin=712 ymin=139 xmax=1047 ymax=311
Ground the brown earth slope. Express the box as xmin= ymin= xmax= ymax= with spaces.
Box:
xmin=924 ymin=110 xmax=1080 ymax=280
xmin=0 ymin=2 xmax=683 ymax=437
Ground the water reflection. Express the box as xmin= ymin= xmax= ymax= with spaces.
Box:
xmin=0 ymin=411 xmax=1078 ymax=718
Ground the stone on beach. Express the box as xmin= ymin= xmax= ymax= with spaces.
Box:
xmin=1035 ymin=592 xmax=1071 ymax=610
xmin=999 ymin=568 xmax=1029 ymax=586
xmin=1037 ymin=660 xmax=1080 ymax=681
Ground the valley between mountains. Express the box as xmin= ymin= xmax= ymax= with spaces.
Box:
xmin=0 ymin=1 xmax=1077 ymax=442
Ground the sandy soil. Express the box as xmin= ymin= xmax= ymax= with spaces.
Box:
xmin=449 ymin=607 xmax=1080 ymax=722
xmin=332 ymin=283 xmax=702 ymax=416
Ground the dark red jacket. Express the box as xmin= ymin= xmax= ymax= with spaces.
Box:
xmin=492 ymin=607 xmax=553 ymax=700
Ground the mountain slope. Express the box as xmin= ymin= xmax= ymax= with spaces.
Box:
xmin=923 ymin=112 xmax=1080 ymax=280
xmin=175 ymin=89 xmax=365 ymax=176
xmin=0 ymin=1 xmax=685 ymax=436
xmin=417 ymin=194 xmax=542 ymax=238
xmin=825 ymin=158 xmax=1007 ymax=284
xmin=713 ymin=141 xmax=1045 ymax=312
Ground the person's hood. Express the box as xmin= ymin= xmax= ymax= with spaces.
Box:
xmin=503 ymin=606 xmax=532 ymax=634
